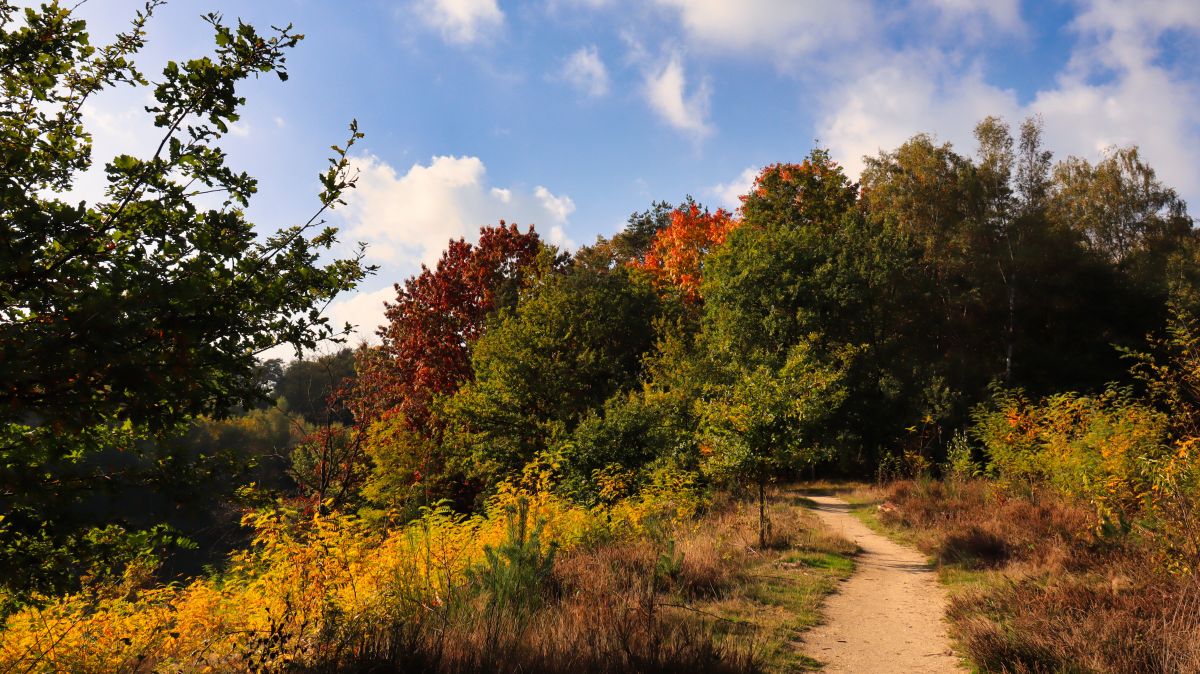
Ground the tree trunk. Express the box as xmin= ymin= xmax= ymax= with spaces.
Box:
xmin=1005 ymin=271 xmax=1016 ymax=383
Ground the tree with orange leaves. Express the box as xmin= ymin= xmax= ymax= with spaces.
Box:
xmin=741 ymin=150 xmax=859 ymax=231
xmin=632 ymin=200 xmax=740 ymax=302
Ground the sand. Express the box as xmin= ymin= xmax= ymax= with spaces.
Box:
xmin=801 ymin=495 xmax=964 ymax=673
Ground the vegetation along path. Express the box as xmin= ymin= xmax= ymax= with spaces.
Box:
xmin=801 ymin=495 xmax=963 ymax=673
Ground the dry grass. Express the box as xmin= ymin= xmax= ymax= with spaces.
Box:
xmin=679 ymin=489 xmax=858 ymax=671
xmin=304 ymin=487 xmax=856 ymax=674
xmin=879 ymin=479 xmax=1095 ymax=573
xmin=859 ymin=479 xmax=1200 ymax=674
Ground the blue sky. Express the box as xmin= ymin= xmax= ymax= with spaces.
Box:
xmin=66 ymin=0 xmax=1200 ymax=348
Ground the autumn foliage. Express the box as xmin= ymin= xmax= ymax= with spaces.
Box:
xmin=0 ymin=467 xmax=705 ymax=673
xmin=632 ymin=156 xmax=857 ymax=303
xmin=350 ymin=223 xmax=542 ymax=432
xmin=632 ymin=203 xmax=740 ymax=301
xmin=741 ymin=154 xmax=859 ymax=231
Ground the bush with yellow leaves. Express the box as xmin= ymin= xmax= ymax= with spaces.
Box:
xmin=0 ymin=455 xmax=705 ymax=673
xmin=972 ymin=386 xmax=1171 ymax=529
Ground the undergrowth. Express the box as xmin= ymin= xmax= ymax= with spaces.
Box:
xmin=1 ymin=483 xmax=854 ymax=673
xmin=861 ymin=479 xmax=1200 ymax=674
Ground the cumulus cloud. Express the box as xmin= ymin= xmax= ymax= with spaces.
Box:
xmin=412 ymin=0 xmax=504 ymax=44
xmin=1070 ymin=0 xmax=1200 ymax=72
xmin=651 ymin=0 xmax=868 ymax=58
xmin=709 ymin=166 xmax=759 ymax=210
xmin=324 ymin=286 xmax=396 ymax=342
xmin=644 ymin=53 xmax=712 ymax=139
xmin=560 ymin=45 xmax=610 ymax=98
xmin=534 ymin=185 xmax=576 ymax=222
xmin=818 ymin=52 xmax=1019 ymax=178
xmin=340 ymin=153 xmax=577 ymax=267
xmin=1028 ymin=1 xmax=1200 ymax=199
xmin=327 ymin=152 xmax=578 ymax=341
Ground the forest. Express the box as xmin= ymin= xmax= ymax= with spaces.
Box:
xmin=4 ymin=3 xmax=1200 ymax=672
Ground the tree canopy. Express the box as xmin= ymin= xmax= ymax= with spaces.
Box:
xmin=1 ymin=2 xmax=372 ymax=433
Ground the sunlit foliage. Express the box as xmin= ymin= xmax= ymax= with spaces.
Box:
xmin=632 ymin=200 xmax=740 ymax=302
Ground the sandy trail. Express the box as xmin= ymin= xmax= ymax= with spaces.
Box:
xmin=801 ymin=495 xmax=963 ymax=673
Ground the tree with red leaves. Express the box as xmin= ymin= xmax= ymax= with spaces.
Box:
xmin=632 ymin=201 xmax=740 ymax=302
xmin=350 ymin=223 xmax=543 ymax=434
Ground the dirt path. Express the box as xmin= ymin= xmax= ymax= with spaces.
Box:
xmin=801 ymin=495 xmax=963 ymax=673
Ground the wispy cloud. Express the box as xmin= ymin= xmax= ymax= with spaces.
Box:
xmin=917 ymin=0 xmax=1026 ymax=41
xmin=643 ymin=53 xmax=712 ymax=140
xmin=559 ymin=45 xmax=611 ymax=98
xmin=651 ymin=0 xmax=868 ymax=59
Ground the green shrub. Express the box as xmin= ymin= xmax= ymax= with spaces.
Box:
xmin=468 ymin=498 xmax=558 ymax=620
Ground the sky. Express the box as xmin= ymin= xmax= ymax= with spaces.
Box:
xmin=62 ymin=0 xmax=1200 ymax=352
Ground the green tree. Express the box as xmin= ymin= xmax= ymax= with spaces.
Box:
xmin=860 ymin=133 xmax=993 ymax=395
xmin=274 ymin=349 xmax=357 ymax=425
xmin=740 ymin=152 xmax=858 ymax=231
xmin=1 ymin=2 xmax=371 ymax=433
xmin=700 ymin=341 xmax=846 ymax=547
xmin=0 ymin=2 xmax=371 ymax=602
xmin=703 ymin=151 xmax=935 ymax=466
xmin=588 ymin=200 xmax=675 ymax=266
xmin=447 ymin=264 xmax=660 ymax=484
xmin=1050 ymin=146 xmax=1192 ymax=265
xmin=554 ymin=388 xmax=688 ymax=502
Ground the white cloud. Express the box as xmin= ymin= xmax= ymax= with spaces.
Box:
xmin=618 ymin=29 xmax=649 ymax=66
xmin=709 ymin=166 xmax=759 ymax=210
xmin=1070 ymin=0 xmax=1200 ymax=72
xmin=340 ymin=153 xmax=577 ymax=266
xmin=644 ymin=53 xmax=712 ymax=139
xmin=818 ymin=52 xmax=1019 ymax=178
xmin=534 ymin=186 xmax=577 ymax=249
xmin=1028 ymin=17 xmax=1200 ymax=199
xmin=228 ymin=120 xmax=251 ymax=138
xmin=918 ymin=0 xmax=1025 ymax=39
xmin=412 ymin=0 xmax=504 ymax=44
xmin=816 ymin=2 xmax=1200 ymax=205
xmin=534 ymin=185 xmax=576 ymax=222
xmin=325 ymin=286 xmax=396 ymax=343
xmin=651 ymin=0 xmax=868 ymax=58
xmin=341 ymin=154 xmax=482 ymax=265
xmin=329 ymin=152 xmax=580 ymax=342
xmin=65 ymin=91 xmax=161 ymax=204
xmin=560 ymin=45 xmax=610 ymax=98
xmin=545 ymin=224 xmax=575 ymax=249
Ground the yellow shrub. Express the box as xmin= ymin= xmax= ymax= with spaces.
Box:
xmin=1 ymin=461 xmax=704 ymax=672
xmin=974 ymin=387 xmax=1170 ymax=528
